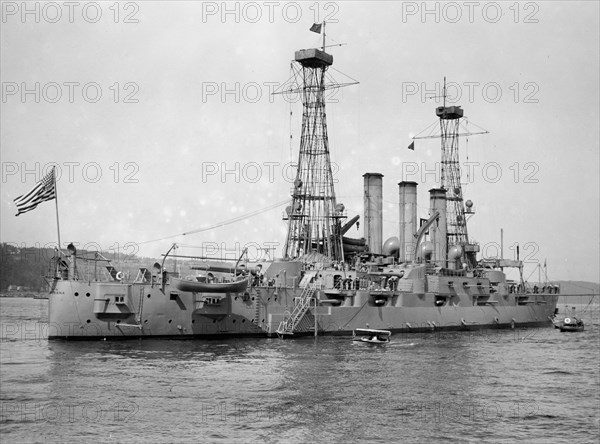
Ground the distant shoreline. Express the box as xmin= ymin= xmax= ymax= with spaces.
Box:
xmin=0 ymin=292 xmax=47 ymax=299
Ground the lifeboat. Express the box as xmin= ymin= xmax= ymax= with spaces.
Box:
xmin=341 ymin=236 xmax=367 ymax=246
xmin=172 ymin=277 xmax=248 ymax=293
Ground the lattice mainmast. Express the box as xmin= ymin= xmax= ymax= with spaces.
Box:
xmin=283 ymin=47 xmax=345 ymax=261
xmin=437 ymin=89 xmax=469 ymax=248
xmin=412 ymin=78 xmax=487 ymax=268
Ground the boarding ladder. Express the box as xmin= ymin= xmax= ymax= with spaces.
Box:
xmin=276 ymin=282 xmax=316 ymax=336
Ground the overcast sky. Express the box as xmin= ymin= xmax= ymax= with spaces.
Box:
xmin=1 ymin=1 xmax=598 ymax=282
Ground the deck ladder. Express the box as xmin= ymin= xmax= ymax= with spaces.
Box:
xmin=276 ymin=283 xmax=316 ymax=336
xmin=254 ymin=294 xmax=261 ymax=324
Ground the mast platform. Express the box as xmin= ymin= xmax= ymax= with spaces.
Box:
xmin=436 ymin=105 xmax=464 ymax=120
xmin=294 ymin=48 xmax=333 ymax=67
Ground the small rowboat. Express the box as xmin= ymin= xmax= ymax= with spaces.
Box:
xmin=555 ymin=306 xmax=585 ymax=332
xmin=172 ymin=277 xmax=248 ymax=293
xmin=352 ymin=328 xmax=391 ymax=344
xmin=558 ymin=316 xmax=584 ymax=332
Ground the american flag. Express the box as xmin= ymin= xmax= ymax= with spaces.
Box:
xmin=13 ymin=167 xmax=56 ymax=216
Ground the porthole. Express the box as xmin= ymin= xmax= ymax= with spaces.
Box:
xmin=147 ymin=294 xmax=151 ymax=299
xmin=86 ymin=292 xmax=90 ymax=297
xmin=86 ymin=319 xmax=91 ymax=323
xmin=168 ymin=320 xmax=172 ymax=324
xmin=74 ymin=292 xmax=79 ymax=296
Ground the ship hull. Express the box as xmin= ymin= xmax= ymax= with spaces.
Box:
xmin=47 ymin=279 xmax=559 ymax=340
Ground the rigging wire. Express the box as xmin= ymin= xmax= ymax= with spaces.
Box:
xmin=582 ymin=294 xmax=599 ymax=314
xmin=329 ymin=67 xmax=360 ymax=86
xmin=524 ymin=264 xmax=539 ymax=283
xmin=565 ymin=282 xmax=600 ymax=314
xmin=465 ymin=119 xmax=470 ymax=184
xmin=413 ymin=117 xmax=488 ymax=140
xmin=289 ymin=61 xmax=294 ymax=162
xmin=138 ymin=199 xmax=290 ymax=245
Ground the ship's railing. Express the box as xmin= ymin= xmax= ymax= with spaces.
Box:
xmin=46 ymin=251 xmax=113 ymax=282
xmin=73 ymin=254 xmax=114 ymax=282
xmin=521 ymin=282 xmax=560 ymax=294
xmin=46 ymin=250 xmax=151 ymax=284
xmin=45 ymin=251 xmax=69 ymax=281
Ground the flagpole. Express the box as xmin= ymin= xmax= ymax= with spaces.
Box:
xmin=53 ymin=167 xmax=62 ymax=251
xmin=322 ymin=21 xmax=326 ymax=51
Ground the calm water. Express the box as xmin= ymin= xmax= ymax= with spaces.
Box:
xmin=1 ymin=297 xmax=598 ymax=443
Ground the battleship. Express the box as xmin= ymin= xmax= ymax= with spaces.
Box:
xmin=46 ymin=30 xmax=559 ymax=340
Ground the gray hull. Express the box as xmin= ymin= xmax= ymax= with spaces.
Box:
xmin=47 ymin=279 xmax=558 ymax=339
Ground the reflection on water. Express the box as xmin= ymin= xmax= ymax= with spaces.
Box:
xmin=1 ymin=297 xmax=598 ymax=443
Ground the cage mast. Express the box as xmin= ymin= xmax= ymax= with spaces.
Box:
xmin=437 ymin=78 xmax=469 ymax=248
xmin=277 ymin=24 xmax=357 ymax=262
xmin=283 ymin=46 xmax=345 ymax=261
xmin=412 ymin=77 xmax=488 ymax=267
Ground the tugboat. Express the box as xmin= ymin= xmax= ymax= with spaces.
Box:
xmin=44 ymin=25 xmax=559 ymax=340
xmin=556 ymin=306 xmax=585 ymax=332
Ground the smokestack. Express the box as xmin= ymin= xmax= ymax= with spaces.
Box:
xmin=429 ymin=188 xmax=447 ymax=267
xmin=398 ymin=181 xmax=418 ymax=262
xmin=363 ymin=173 xmax=383 ymax=254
